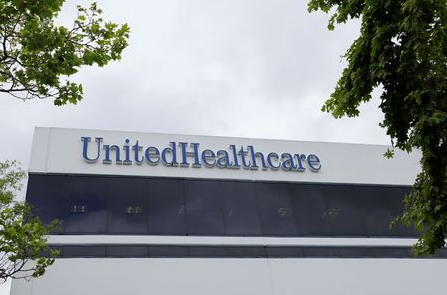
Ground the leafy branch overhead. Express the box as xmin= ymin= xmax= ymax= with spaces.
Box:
xmin=0 ymin=160 xmax=59 ymax=282
xmin=308 ymin=0 xmax=447 ymax=255
xmin=0 ymin=1 xmax=130 ymax=105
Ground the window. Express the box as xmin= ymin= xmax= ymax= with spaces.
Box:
xmin=302 ymin=247 xmax=339 ymax=257
xmin=148 ymin=246 xmax=188 ymax=257
xmin=289 ymin=184 xmax=332 ymax=236
xmin=338 ymin=247 xmax=375 ymax=258
xmin=385 ymin=187 xmax=416 ymax=237
xmin=322 ymin=185 xmax=367 ymax=236
xmin=107 ymin=246 xmax=148 ymax=257
xmin=26 ymin=174 xmax=68 ymax=233
xmin=256 ymin=183 xmax=297 ymax=236
xmin=227 ymin=247 xmax=266 ymax=257
xmin=51 ymin=245 xmax=447 ymax=258
xmin=221 ymin=181 xmax=262 ymax=235
xmin=26 ymin=174 xmax=415 ymax=238
xmin=185 ymin=180 xmax=225 ymax=235
xmin=266 ymin=247 xmax=303 ymax=258
xmin=63 ymin=246 xmax=106 ymax=257
xmin=188 ymin=246 xmax=227 ymax=257
xmin=358 ymin=186 xmax=404 ymax=237
xmin=108 ymin=178 xmax=147 ymax=234
xmin=64 ymin=176 xmax=108 ymax=233
xmin=147 ymin=179 xmax=186 ymax=235
xmin=373 ymin=247 xmax=413 ymax=258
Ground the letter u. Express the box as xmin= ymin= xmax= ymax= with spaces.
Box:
xmin=81 ymin=137 xmax=103 ymax=163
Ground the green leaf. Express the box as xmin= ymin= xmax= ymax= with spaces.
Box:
xmin=0 ymin=0 xmax=130 ymax=104
xmin=309 ymin=0 xmax=447 ymax=255
xmin=0 ymin=160 xmax=60 ymax=280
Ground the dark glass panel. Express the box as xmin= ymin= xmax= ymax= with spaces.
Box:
xmin=221 ymin=181 xmax=262 ymax=235
xmin=302 ymin=247 xmax=339 ymax=257
xmin=107 ymin=246 xmax=148 ymax=257
xmin=373 ymin=247 xmax=413 ymax=258
xmin=337 ymin=247 xmax=375 ymax=258
xmin=188 ymin=246 xmax=227 ymax=257
xmin=148 ymin=246 xmax=188 ymax=257
xmin=388 ymin=187 xmax=416 ymax=237
xmin=147 ymin=179 xmax=186 ymax=235
xmin=26 ymin=174 xmax=67 ymax=233
xmin=431 ymin=248 xmax=447 ymax=258
xmin=358 ymin=185 xmax=403 ymax=237
xmin=65 ymin=176 xmax=108 ymax=233
xmin=322 ymin=185 xmax=367 ymax=236
xmin=185 ymin=180 xmax=224 ymax=235
xmin=289 ymin=183 xmax=332 ymax=236
xmin=63 ymin=246 xmax=106 ymax=257
xmin=49 ymin=245 xmax=447 ymax=259
xmin=256 ymin=183 xmax=297 ymax=236
xmin=266 ymin=247 xmax=303 ymax=258
xmin=40 ymin=246 xmax=63 ymax=258
xmin=26 ymin=174 xmax=416 ymax=238
xmin=108 ymin=178 xmax=147 ymax=234
xmin=227 ymin=247 xmax=266 ymax=257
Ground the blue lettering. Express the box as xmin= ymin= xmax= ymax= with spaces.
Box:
xmin=238 ymin=146 xmax=251 ymax=169
xmin=132 ymin=141 xmax=144 ymax=165
xmin=123 ymin=139 xmax=132 ymax=165
xmin=81 ymin=137 xmax=322 ymax=174
xmin=216 ymin=150 xmax=231 ymax=168
xmin=248 ymin=146 xmax=267 ymax=170
xmin=81 ymin=137 xmax=103 ymax=163
xmin=280 ymin=153 xmax=297 ymax=171
xmin=145 ymin=147 xmax=160 ymax=165
xmin=161 ymin=142 xmax=178 ymax=166
xmin=307 ymin=154 xmax=321 ymax=172
xmin=103 ymin=144 xmax=122 ymax=164
xmin=294 ymin=154 xmax=306 ymax=172
xmin=267 ymin=152 xmax=280 ymax=170
xmin=201 ymin=149 xmax=216 ymax=167
xmin=179 ymin=142 xmax=201 ymax=168
xmin=229 ymin=145 xmax=241 ymax=169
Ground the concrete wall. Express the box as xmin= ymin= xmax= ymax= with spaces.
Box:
xmin=29 ymin=127 xmax=420 ymax=185
xmin=11 ymin=127 xmax=432 ymax=295
xmin=12 ymin=258 xmax=447 ymax=295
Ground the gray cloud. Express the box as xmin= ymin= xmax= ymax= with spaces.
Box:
xmin=0 ymin=0 xmax=388 ymax=170
xmin=0 ymin=3 xmax=393 ymax=294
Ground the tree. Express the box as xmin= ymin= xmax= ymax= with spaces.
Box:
xmin=0 ymin=0 xmax=130 ymax=105
xmin=0 ymin=160 xmax=58 ymax=283
xmin=308 ymin=0 xmax=446 ymax=255
xmin=0 ymin=0 xmax=130 ymax=282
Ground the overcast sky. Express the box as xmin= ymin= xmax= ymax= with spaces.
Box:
xmin=0 ymin=0 xmax=391 ymax=168
xmin=0 ymin=1 xmax=388 ymax=293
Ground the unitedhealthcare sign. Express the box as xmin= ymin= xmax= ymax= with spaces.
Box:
xmin=27 ymin=128 xmax=419 ymax=184
xmin=81 ymin=137 xmax=322 ymax=173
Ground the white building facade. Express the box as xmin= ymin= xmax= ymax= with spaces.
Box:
xmin=11 ymin=127 xmax=447 ymax=295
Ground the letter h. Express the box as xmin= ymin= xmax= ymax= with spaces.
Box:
xmin=178 ymin=142 xmax=201 ymax=168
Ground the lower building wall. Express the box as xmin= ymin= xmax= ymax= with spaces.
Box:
xmin=11 ymin=258 xmax=447 ymax=295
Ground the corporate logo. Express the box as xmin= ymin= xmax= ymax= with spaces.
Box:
xmin=81 ymin=137 xmax=322 ymax=173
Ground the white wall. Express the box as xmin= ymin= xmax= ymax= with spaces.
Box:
xmin=13 ymin=127 xmax=430 ymax=295
xmin=11 ymin=258 xmax=447 ymax=295
xmin=29 ymin=127 xmax=420 ymax=185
